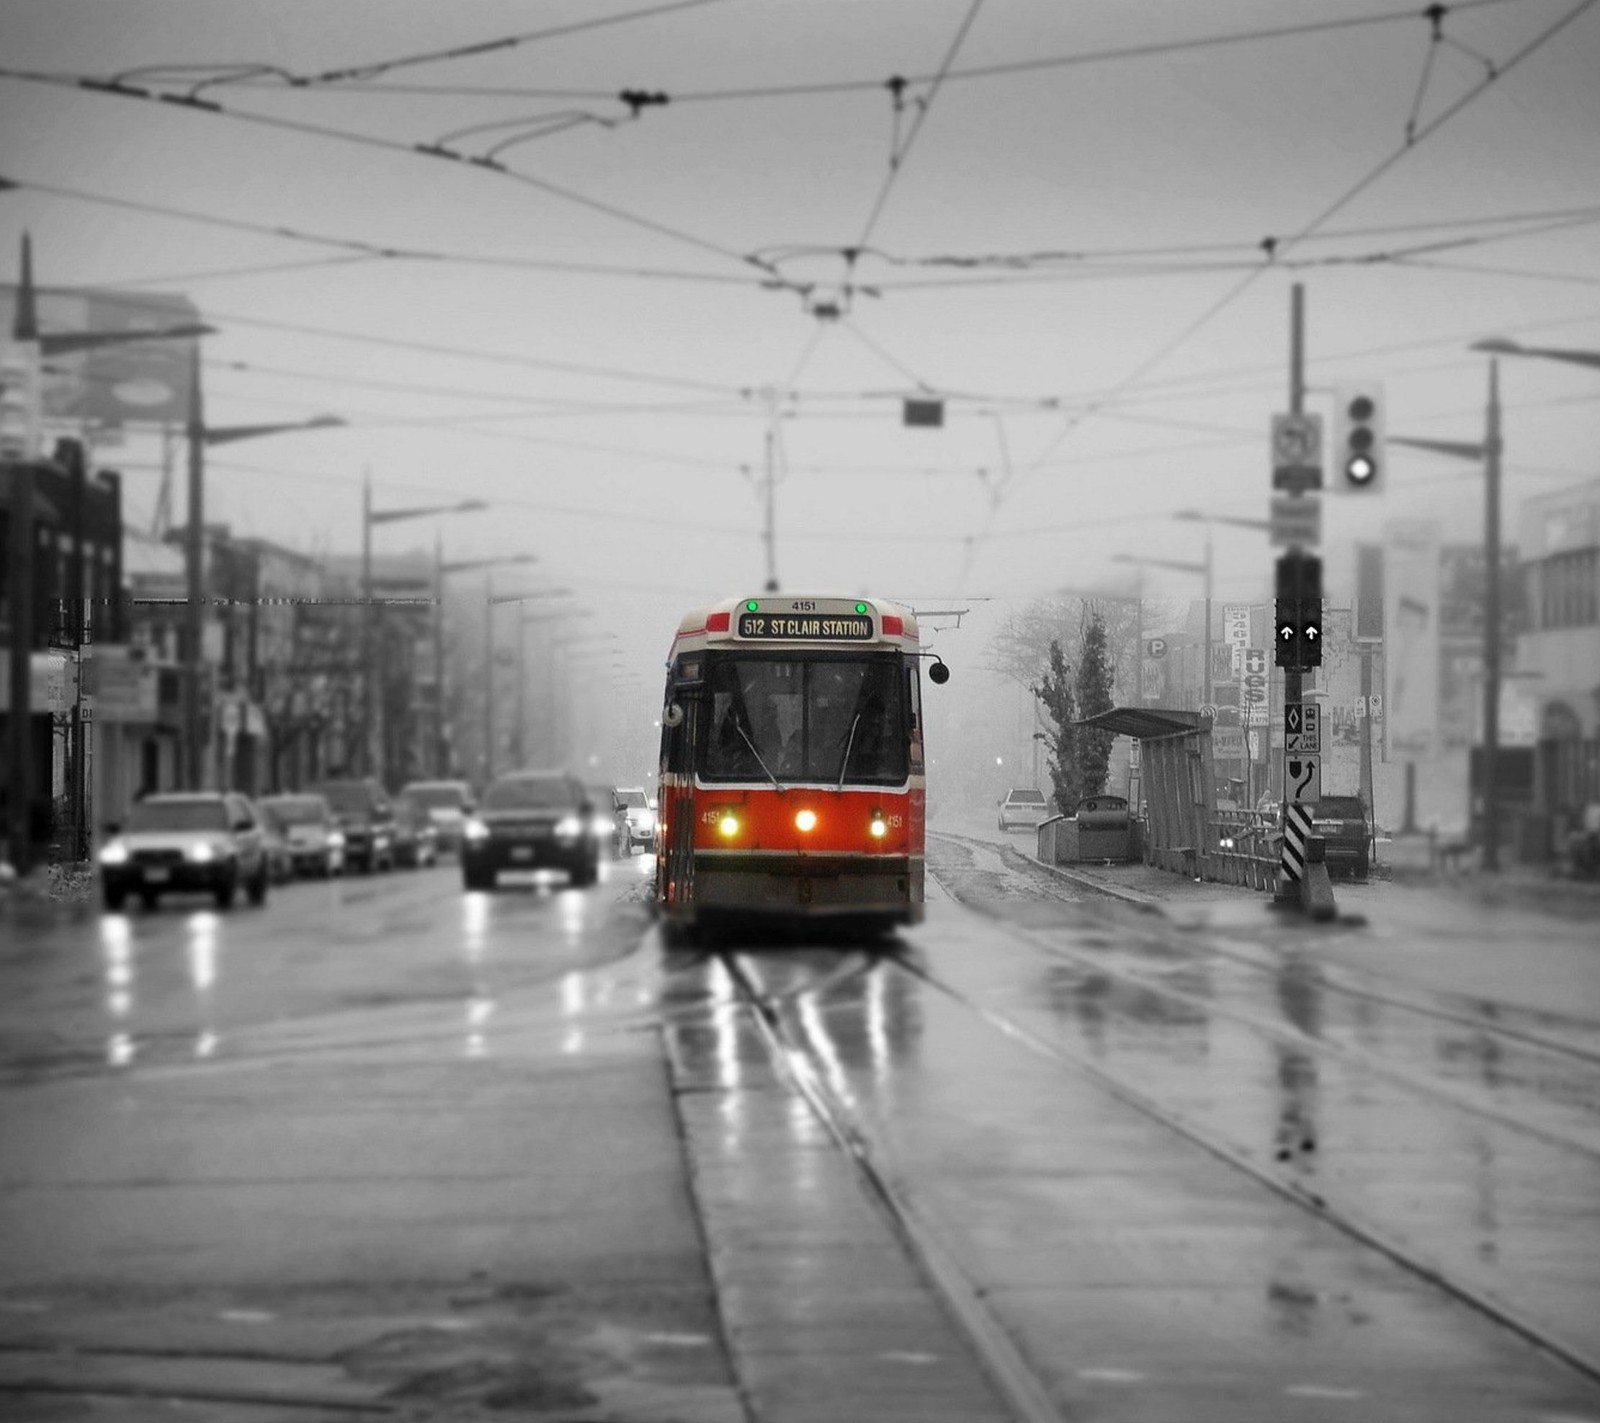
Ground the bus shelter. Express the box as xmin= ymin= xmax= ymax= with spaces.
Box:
xmin=1076 ymin=706 xmax=1217 ymax=879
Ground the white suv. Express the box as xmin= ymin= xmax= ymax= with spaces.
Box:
xmin=615 ymin=787 xmax=656 ymax=854
xmin=997 ymin=787 xmax=1051 ymax=832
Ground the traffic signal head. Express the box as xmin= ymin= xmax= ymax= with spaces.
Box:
xmin=1332 ymin=382 xmax=1384 ymax=492
xmin=1274 ymin=552 xmax=1323 ymax=668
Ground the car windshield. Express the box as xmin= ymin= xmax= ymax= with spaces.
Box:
xmin=263 ymin=798 xmax=325 ymax=826
xmin=618 ymin=790 xmax=649 ymax=809
xmin=403 ymin=785 xmax=467 ymax=810
xmin=701 ymin=655 xmax=907 ymax=785
xmin=1009 ymin=790 xmax=1047 ymax=804
xmin=125 ymin=800 xmax=228 ymax=833
xmin=483 ymin=777 xmax=577 ymax=810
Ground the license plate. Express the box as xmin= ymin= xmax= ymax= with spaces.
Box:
xmin=143 ymin=867 xmax=171 ymax=884
xmin=511 ymin=847 xmax=534 ymax=862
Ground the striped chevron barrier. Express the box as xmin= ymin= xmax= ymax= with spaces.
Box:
xmin=1279 ymin=803 xmax=1313 ymax=888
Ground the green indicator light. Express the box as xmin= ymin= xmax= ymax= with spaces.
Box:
xmin=745 ymin=600 xmax=759 ymax=612
xmin=855 ymin=602 xmax=868 ymax=614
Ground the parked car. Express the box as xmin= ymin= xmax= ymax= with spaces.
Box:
xmin=1311 ymin=793 xmax=1371 ymax=880
xmin=462 ymin=771 xmax=601 ymax=891
xmin=391 ymin=793 xmax=440 ymax=869
xmin=259 ymin=793 xmax=345 ymax=877
xmin=614 ymin=786 xmax=656 ymax=855
xmin=99 ymin=792 xmax=270 ymax=911
xmin=396 ymin=779 xmax=476 ymax=855
xmin=305 ymin=777 xmax=395 ymax=873
xmin=257 ymin=805 xmax=297 ymax=885
xmin=997 ymin=787 xmax=1051 ymax=833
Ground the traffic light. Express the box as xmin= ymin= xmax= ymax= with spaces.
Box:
xmin=1332 ymin=382 xmax=1384 ymax=492
xmin=1275 ymin=551 xmax=1323 ymax=668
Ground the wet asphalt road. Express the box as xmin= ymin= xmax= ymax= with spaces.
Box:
xmin=1 ymin=836 xmax=1598 ymax=1421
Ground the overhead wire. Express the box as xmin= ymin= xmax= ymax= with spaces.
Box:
xmin=956 ymin=0 xmax=1600 ymax=587
xmin=854 ymin=0 xmax=987 ymax=251
xmin=0 ymin=70 xmax=788 ymax=284
xmin=163 ymin=0 xmax=1535 ymax=105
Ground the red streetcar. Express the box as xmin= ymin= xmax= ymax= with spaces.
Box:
xmin=655 ymin=594 xmax=946 ymax=939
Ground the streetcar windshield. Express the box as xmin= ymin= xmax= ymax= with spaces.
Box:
xmin=701 ymin=656 xmax=907 ymax=785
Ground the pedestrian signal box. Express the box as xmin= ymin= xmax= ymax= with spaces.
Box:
xmin=1275 ymin=551 xmax=1323 ymax=668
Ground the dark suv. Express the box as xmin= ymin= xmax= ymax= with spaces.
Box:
xmin=306 ymin=777 xmax=395 ymax=873
xmin=461 ymin=771 xmax=600 ymax=891
xmin=1311 ymin=794 xmax=1370 ymax=880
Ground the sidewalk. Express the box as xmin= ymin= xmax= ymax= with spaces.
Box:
xmin=1036 ymin=836 xmax=1600 ymax=922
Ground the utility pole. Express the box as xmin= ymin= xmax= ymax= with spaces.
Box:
xmin=1482 ymin=361 xmax=1503 ymax=871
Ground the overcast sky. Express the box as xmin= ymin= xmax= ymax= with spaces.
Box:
xmin=4 ymin=0 xmax=1598 ymax=713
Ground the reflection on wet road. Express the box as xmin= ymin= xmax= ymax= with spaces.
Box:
xmin=2 ymin=858 xmax=654 ymax=1083
xmin=654 ymin=829 xmax=1600 ymax=1418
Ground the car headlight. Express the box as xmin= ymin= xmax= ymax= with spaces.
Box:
xmin=463 ymin=819 xmax=490 ymax=842
xmin=188 ymin=843 xmax=215 ymax=863
xmin=99 ymin=841 xmax=129 ymax=866
xmin=591 ymin=814 xmax=614 ymax=837
xmin=555 ymin=815 xmax=583 ymax=839
xmin=328 ymin=831 xmax=345 ymax=847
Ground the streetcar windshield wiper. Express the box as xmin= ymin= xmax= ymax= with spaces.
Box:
xmin=836 ymin=713 xmax=861 ymax=789
xmin=736 ymin=721 xmax=784 ymax=791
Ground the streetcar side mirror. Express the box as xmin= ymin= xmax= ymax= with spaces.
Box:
xmin=927 ymin=657 xmax=950 ymax=685
xmin=663 ymin=702 xmax=685 ymax=728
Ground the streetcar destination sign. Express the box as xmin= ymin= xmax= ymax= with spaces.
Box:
xmin=738 ymin=613 xmax=873 ymax=641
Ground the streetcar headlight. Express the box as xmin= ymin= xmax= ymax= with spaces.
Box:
xmin=718 ymin=812 xmax=740 ymax=838
xmin=795 ymin=809 xmax=817 ymax=833
xmin=98 ymin=841 xmax=129 ymax=865
xmin=868 ymin=812 xmax=888 ymax=839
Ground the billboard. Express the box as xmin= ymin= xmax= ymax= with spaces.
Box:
xmin=1382 ymin=520 xmax=1441 ymax=757
xmin=0 ymin=285 xmax=200 ymax=428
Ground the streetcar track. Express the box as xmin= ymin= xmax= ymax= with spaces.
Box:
xmin=718 ymin=949 xmax=1067 ymax=1423
xmin=879 ymin=945 xmax=1600 ymax=1393
xmin=932 ymin=828 xmax=1600 ymax=1067
xmin=718 ymin=932 xmax=1600 ymax=1398
xmin=952 ymin=905 xmax=1600 ymax=1161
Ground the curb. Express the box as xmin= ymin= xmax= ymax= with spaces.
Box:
xmin=1025 ymin=855 xmax=1168 ymax=908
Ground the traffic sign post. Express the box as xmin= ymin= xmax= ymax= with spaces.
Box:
xmin=1270 ymin=494 xmax=1321 ymax=547
xmin=1284 ymin=703 xmax=1320 ymax=755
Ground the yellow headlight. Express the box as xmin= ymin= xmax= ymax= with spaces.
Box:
xmin=795 ymin=809 xmax=817 ymax=832
xmin=718 ymin=813 xmax=740 ymax=838
xmin=869 ymin=816 xmax=888 ymax=838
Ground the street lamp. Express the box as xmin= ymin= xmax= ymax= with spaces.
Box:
xmin=512 ymin=604 xmax=588 ymax=766
xmin=186 ymin=345 xmax=344 ymax=788
xmin=482 ymin=585 xmax=572 ymax=780
xmin=360 ymin=481 xmax=492 ymax=781
xmin=431 ymin=544 xmax=540 ymax=776
xmin=1470 ymin=338 xmax=1600 ymax=371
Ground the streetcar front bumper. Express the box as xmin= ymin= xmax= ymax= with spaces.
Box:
xmin=690 ymin=851 xmax=924 ymax=923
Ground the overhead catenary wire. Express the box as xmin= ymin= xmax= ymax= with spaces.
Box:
xmin=954 ymin=0 xmax=1600 ymax=588
xmin=112 ymin=0 xmax=1536 ymax=106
